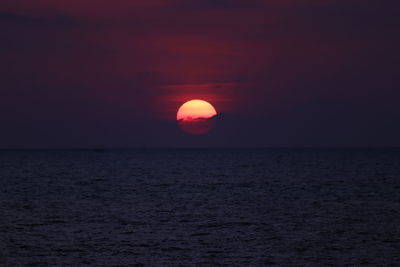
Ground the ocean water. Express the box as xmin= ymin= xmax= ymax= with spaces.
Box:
xmin=0 ymin=149 xmax=400 ymax=266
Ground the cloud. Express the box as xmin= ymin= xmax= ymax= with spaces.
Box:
xmin=296 ymin=0 xmax=400 ymax=39
xmin=0 ymin=12 xmax=79 ymax=27
xmin=171 ymin=0 xmax=257 ymax=10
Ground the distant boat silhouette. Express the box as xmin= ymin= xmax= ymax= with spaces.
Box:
xmin=92 ymin=148 xmax=105 ymax=153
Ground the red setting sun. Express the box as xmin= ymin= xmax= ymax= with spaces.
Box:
xmin=177 ymin=100 xmax=217 ymax=134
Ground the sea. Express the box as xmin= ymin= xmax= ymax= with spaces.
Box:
xmin=0 ymin=149 xmax=399 ymax=266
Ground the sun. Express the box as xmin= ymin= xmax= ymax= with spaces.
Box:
xmin=177 ymin=100 xmax=217 ymax=134
xmin=177 ymin=99 xmax=217 ymax=121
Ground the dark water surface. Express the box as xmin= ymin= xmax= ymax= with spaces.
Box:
xmin=1 ymin=149 xmax=400 ymax=266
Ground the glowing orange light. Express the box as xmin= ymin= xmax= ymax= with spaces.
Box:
xmin=176 ymin=100 xmax=217 ymax=134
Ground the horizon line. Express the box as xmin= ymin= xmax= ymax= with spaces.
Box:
xmin=0 ymin=146 xmax=400 ymax=151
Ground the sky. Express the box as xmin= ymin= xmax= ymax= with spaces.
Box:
xmin=1 ymin=0 xmax=400 ymax=148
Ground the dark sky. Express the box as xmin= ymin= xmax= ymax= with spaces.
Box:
xmin=1 ymin=0 xmax=400 ymax=148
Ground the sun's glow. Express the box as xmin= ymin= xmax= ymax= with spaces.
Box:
xmin=176 ymin=99 xmax=217 ymax=121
